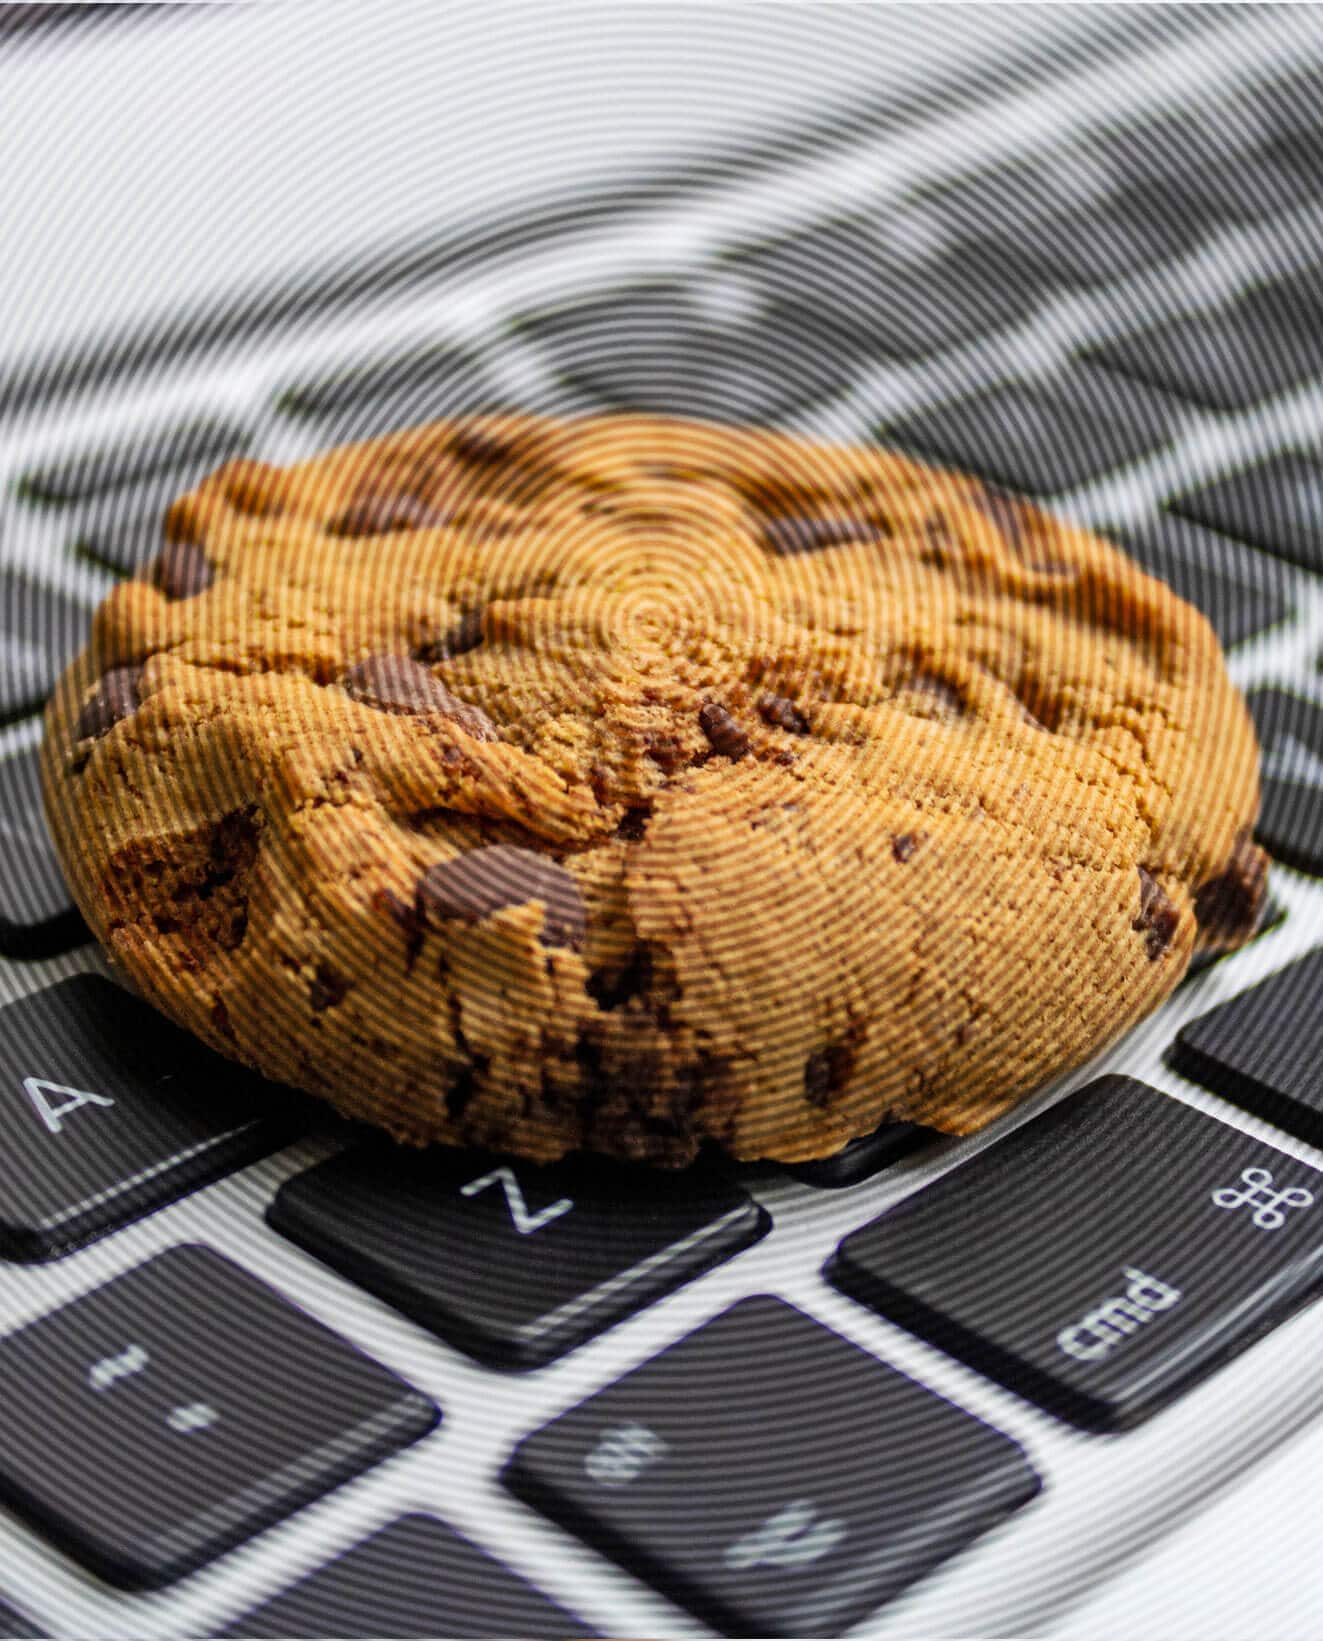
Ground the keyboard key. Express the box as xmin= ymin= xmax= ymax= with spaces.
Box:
xmin=519 ymin=288 xmax=855 ymax=425
xmin=505 ymin=1295 xmax=1038 ymax=1638
xmin=882 ymin=370 xmax=1176 ymax=495
xmin=0 ymin=572 xmax=90 ymax=721
xmin=1244 ymin=686 xmax=1323 ymax=874
xmin=1171 ymin=453 xmax=1323 ymax=574
xmin=16 ymin=420 xmax=248 ymax=506
xmin=270 ymin=1145 xmax=766 ymax=1369
xmin=218 ymin=1514 xmax=591 ymax=1639
xmin=0 ymin=746 xmax=85 ymax=957
xmin=785 ymin=1122 xmax=929 ymax=1189
xmin=1173 ymin=949 xmax=1323 ymax=1147
xmin=1086 ymin=278 xmax=1323 ymax=412
xmin=0 ymin=1244 xmax=438 ymax=1588
xmin=1102 ymin=514 xmax=1294 ymax=649
xmin=67 ymin=471 xmax=196 ymax=575
xmin=0 ymin=976 xmax=300 ymax=1260
xmin=737 ymin=223 xmax=1042 ymax=360
xmin=831 ymin=1075 xmax=1323 ymax=1431
xmin=276 ymin=338 xmax=498 ymax=421
xmin=0 ymin=1601 xmax=43 ymax=1640
xmin=978 ymin=200 xmax=1196 ymax=288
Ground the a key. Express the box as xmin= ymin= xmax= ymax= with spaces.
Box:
xmin=785 ymin=1122 xmax=929 ymax=1189
xmin=1087 ymin=278 xmax=1323 ymax=413
xmin=505 ymin=1295 xmax=1038 ymax=1638
xmin=882 ymin=370 xmax=1176 ymax=495
xmin=276 ymin=338 xmax=498 ymax=421
xmin=0 ymin=1244 xmax=438 ymax=1588
xmin=0 ymin=746 xmax=86 ymax=958
xmin=1173 ymin=949 xmax=1323 ymax=1148
xmin=1243 ymin=687 xmax=1323 ymax=873
xmin=269 ymin=1144 xmax=766 ymax=1369
xmin=830 ymin=1075 xmax=1323 ymax=1431
xmin=1101 ymin=514 xmax=1294 ymax=649
xmin=218 ymin=1513 xmax=592 ymax=1639
xmin=0 ymin=572 xmax=91 ymax=721
xmin=1170 ymin=452 xmax=1323 ymax=574
xmin=0 ymin=976 xmax=301 ymax=1259
xmin=17 ymin=420 xmax=248 ymax=506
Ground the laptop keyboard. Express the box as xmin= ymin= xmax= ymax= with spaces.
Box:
xmin=2 ymin=27 xmax=1323 ymax=1641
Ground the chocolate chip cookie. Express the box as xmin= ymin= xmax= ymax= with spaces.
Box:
xmin=42 ymin=413 xmax=1267 ymax=1165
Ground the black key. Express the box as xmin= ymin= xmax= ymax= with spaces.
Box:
xmin=0 ymin=746 xmax=85 ymax=957
xmin=0 ymin=1244 xmax=438 ymax=1588
xmin=1102 ymin=514 xmax=1294 ymax=649
xmin=514 ymin=281 xmax=710 ymax=345
xmin=1244 ymin=687 xmax=1323 ymax=874
xmin=218 ymin=1514 xmax=591 ymax=1639
xmin=67 ymin=472 xmax=195 ymax=575
xmin=1184 ymin=894 xmax=1286 ymax=981
xmin=1086 ymin=278 xmax=1323 ymax=412
xmin=0 ymin=975 xmax=300 ymax=1260
xmin=1172 ymin=452 xmax=1323 ymax=573
xmin=785 ymin=1122 xmax=929 ymax=1189
xmin=882 ymin=370 xmax=1176 ymax=495
xmin=16 ymin=420 xmax=248 ymax=505
xmin=1173 ymin=949 xmax=1323 ymax=1147
xmin=0 ymin=572 xmax=90 ymax=721
xmin=277 ymin=338 xmax=497 ymax=421
xmin=831 ymin=1075 xmax=1323 ymax=1431
xmin=0 ymin=1601 xmax=43 ymax=1640
xmin=505 ymin=1295 xmax=1038 ymax=1638
xmin=270 ymin=1145 xmax=766 ymax=1370
xmin=978 ymin=199 xmax=1196 ymax=289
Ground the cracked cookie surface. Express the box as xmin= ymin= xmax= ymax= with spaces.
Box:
xmin=42 ymin=412 xmax=1266 ymax=1164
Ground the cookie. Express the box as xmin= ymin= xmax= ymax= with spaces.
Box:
xmin=41 ymin=412 xmax=1267 ymax=1165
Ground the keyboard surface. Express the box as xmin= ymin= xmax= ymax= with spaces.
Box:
xmin=2 ymin=13 xmax=1323 ymax=1640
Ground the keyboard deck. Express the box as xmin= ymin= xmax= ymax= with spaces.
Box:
xmin=2 ymin=14 xmax=1323 ymax=1638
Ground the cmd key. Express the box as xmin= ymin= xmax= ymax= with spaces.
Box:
xmin=505 ymin=1296 xmax=1038 ymax=1638
xmin=830 ymin=1076 xmax=1323 ymax=1431
xmin=1173 ymin=948 xmax=1323 ymax=1149
xmin=0 ymin=976 xmax=300 ymax=1259
xmin=270 ymin=1143 xmax=766 ymax=1369
xmin=0 ymin=1245 xmax=438 ymax=1588
xmin=218 ymin=1513 xmax=593 ymax=1638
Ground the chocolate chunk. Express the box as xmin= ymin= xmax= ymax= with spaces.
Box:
xmin=763 ymin=513 xmax=886 ymax=557
xmin=758 ymin=693 xmax=810 ymax=735
xmin=309 ymin=962 xmax=349 ymax=1011
xmin=152 ymin=539 xmax=214 ymax=600
xmin=75 ymin=665 xmax=142 ymax=741
xmin=803 ymin=1039 xmax=857 ymax=1109
xmin=699 ymin=701 xmax=750 ymax=760
xmin=1193 ymin=830 xmax=1269 ymax=952
xmin=342 ymin=655 xmax=496 ymax=740
xmin=417 ymin=844 xmax=586 ymax=949
xmin=328 ymin=489 xmax=452 ymax=538
xmin=449 ymin=424 xmax=525 ymax=466
xmin=897 ymin=671 xmax=966 ymax=721
xmin=415 ymin=610 xmax=484 ymax=663
xmin=617 ymin=805 xmax=652 ymax=842
xmin=892 ymin=832 xmax=921 ymax=863
xmin=587 ymin=942 xmax=653 ymax=1010
xmin=1133 ymin=866 xmax=1179 ymax=960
